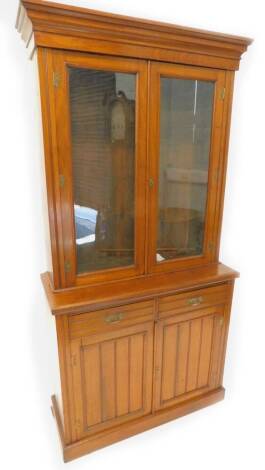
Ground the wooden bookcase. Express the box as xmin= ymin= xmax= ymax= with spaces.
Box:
xmin=16 ymin=0 xmax=252 ymax=462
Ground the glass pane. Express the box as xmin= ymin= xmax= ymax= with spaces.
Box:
xmin=69 ymin=68 xmax=136 ymax=274
xmin=157 ymin=78 xmax=214 ymax=262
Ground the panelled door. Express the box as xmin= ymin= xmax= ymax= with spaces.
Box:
xmin=147 ymin=62 xmax=227 ymax=274
xmin=153 ymin=305 xmax=227 ymax=411
xmin=70 ymin=321 xmax=154 ymax=440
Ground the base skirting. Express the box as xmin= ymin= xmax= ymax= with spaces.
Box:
xmin=51 ymin=387 xmax=225 ymax=462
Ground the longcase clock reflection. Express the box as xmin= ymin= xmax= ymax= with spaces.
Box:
xmin=69 ymin=68 xmax=136 ymax=274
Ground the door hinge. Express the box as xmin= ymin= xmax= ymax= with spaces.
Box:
xmin=53 ymin=71 xmax=61 ymax=88
xmin=149 ymin=178 xmax=154 ymax=189
xmin=220 ymin=87 xmax=226 ymax=100
xmin=154 ymin=366 xmax=160 ymax=380
xmin=59 ymin=174 xmax=65 ymax=188
xmin=71 ymin=354 xmax=77 ymax=367
xmin=74 ymin=419 xmax=81 ymax=429
xmin=65 ymin=261 xmax=71 ymax=273
xmin=214 ymin=168 xmax=220 ymax=183
xmin=208 ymin=241 xmax=215 ymax=253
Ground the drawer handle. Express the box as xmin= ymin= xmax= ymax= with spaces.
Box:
xmin=187 ymin=296 xmax=203 ymax=306
xmin=104 ymin=313 xmax=124 ymax=324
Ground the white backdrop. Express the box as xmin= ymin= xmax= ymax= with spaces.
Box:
xmin=0 ymin=1 xmax=264 ymax=469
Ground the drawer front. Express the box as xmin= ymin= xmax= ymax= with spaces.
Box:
xmin=69 ymin=300 xmax=154 ymax=339
xmin=158 ymin=283 xmax=231 ymax=319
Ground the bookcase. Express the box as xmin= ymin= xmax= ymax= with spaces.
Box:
xmin=17 ymin=0 xmax=252 ymax=461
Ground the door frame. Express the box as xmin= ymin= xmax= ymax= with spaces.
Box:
xmin=44 ymin=49 xmax=148 ymax=288
xmin=146 ymin=61 xmax=226 ymax=274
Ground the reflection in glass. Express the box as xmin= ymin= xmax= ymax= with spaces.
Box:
xmin=69 ymin=68 xmax=136 ymax=274
xmin=157 ymin=78 xmax=214 ymax=262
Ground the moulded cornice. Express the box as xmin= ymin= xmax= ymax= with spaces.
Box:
xmin=16 ymin=0 xmax=252 ymax=69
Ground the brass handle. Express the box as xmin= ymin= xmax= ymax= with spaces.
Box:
xmin=187 ymin=296 xmax=203 ymax=306
xmin=149 ymin=178 xmax=154 ymax=189
xmin=104 ymin=313 xmax=124 ymax=324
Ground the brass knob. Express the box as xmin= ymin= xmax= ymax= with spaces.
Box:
xmin=187 ymin=296 xmax=203 ymax=306
xmin=104 ymin=313 xmax=124 ymax=324
xmin=149 ymin=178 xmax=154 ymax=189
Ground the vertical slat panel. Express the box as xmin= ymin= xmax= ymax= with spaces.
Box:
xmin=175 ymin=321 xmax=190 ymax=396
xmin=101 ymin=341 xmax=116 ymax=421
xmin=161 ymin=324 xmax=178 ymax=401
xmin=83 ymin=344 xmax=101 ymax=427
xmin=70 ymin=339 xmax=84 ymax=440
xmin=197 ymin=316 xmax=214 ymax=388
xmin=116 ymin=337 xmax=129 ymax=417
xmin=129 ymin=334 xmax=144 ymax=412
xmin=186 ymin=318 xmax=202 ymax=392
xmin=209 ymin=314 xmax=224 ymax=387
xmin=72 ymin=321 xmax=154 ymax=437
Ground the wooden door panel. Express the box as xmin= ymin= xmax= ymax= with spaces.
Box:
xmin=101 ymin=341 xmax=116 ymax=421
xmin=82 ymin=343 xmax=101 ymax=427
xmin=130 ymin=333 xmax=145 ymax=412
xmin=186 ymin=317 xmax=205 ymax=392
xmin=154 ymin=306 xmax=225 ymax=411
xmin=174 ymin=321 xmax=190 ymax=396
xmin=116 ymin=337 xmax=130 ymax=416
xmin=71 ymin=321 xmax=153 ymax=438
xmin=161 ymin=322 xmax=178 ymax=401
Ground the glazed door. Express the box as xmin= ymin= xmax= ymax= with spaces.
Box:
xmin=70 ymin=321 xmax=154 ymax=440
xmin=153 ymin=305 xmax=227 ymax=411
xmin=147 ymin=62 xmax=226 ymax=273
xmin=50 ymin=51 xmax=148 ymax=288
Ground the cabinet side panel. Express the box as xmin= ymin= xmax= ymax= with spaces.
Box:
xmin=33 ymin=52 xmax=53 ymax=276
xmin=49 ymin=314 xmax=64 ymax=423
xmin=213 ymin=71 xmax=235 ymax=258
xmin=37 ymin=47 xmax=61 ymax=288
xmin=217 ymin=280 xmax=235 ymax=385
xmin=55 ymin=315 xmax=74 ymax=444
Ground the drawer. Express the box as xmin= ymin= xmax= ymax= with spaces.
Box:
xmin=158 ymin=283 xmax=231 ymax=319
xmin=69 ymin=300 xmax=154 ymax=339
